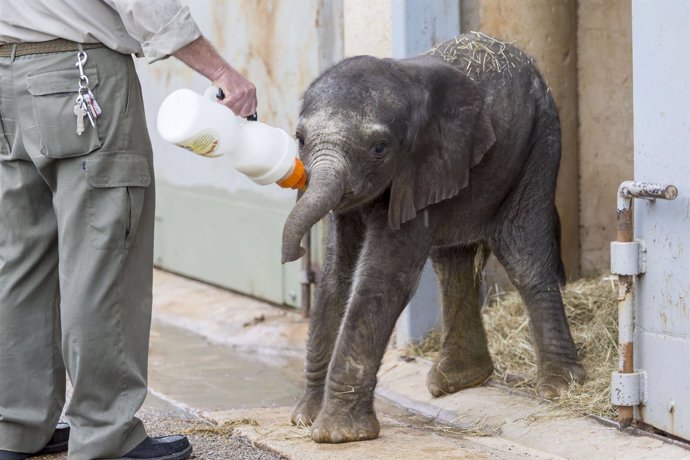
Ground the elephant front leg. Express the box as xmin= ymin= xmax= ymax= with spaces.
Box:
xmin=292 ymin=212 xmax=364 ymax=426
xmin=427 ymin=244 xmax=494 ymax=397
xmin=311 ymin=221 xmax=432 ymax=443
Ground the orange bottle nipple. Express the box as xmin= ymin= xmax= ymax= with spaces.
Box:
xmin=277 ymin=158 xmax=308 ymax=191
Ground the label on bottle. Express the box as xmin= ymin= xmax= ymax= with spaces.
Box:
xmin=177 ymin=129 xmax=221 ymax=156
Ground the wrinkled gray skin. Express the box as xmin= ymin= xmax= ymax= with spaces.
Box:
xmin=282 ymin=34 xmax=585 ymax=444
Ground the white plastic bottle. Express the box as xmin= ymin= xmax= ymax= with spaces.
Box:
xmin=156 ymin=87 xmax=307 ymax=190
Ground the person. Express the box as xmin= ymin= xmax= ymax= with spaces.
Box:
xmin=0 ymin=1 xmax=256 ymax=459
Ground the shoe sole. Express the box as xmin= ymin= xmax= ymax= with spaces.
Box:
xmin=36 ymin=440 xmax=69 ymax=455
xmin=108 ymin=445 xmax=193 ymax=460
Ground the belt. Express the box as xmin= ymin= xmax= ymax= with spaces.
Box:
xmin=0 ymin=39 xmax=104 ymax=58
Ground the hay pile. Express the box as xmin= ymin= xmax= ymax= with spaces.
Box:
xmin=181 ymin=418 xmax=259 ymax=436
xmin=406 ymin=277 xmax=619 ymax=419
xmin=426 ymin=31 xmax=528 ymax=81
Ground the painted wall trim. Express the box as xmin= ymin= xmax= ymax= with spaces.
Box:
xmin=392 ymin=0 xmax=461 ymax=346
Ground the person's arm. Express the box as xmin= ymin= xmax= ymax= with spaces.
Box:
xmin=173 ymin=36 xmax=257 ymax=117
xmin=103 ymin=0 xmax=201 ymax=61
xmin=103 ymin=0 xmax=257 ymax=116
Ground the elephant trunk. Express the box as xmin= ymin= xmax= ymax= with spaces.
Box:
xmin=282 ymin=168 xmax=345 ymax=263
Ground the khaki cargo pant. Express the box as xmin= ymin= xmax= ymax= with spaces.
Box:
xmin=0 ymin=46 xmax=154 ymax=459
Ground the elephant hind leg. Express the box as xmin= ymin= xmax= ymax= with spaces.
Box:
xmin=426 ymin=244 xmax=494 ymax=397
xmin=491 ymin=159 xmax=585 ymax=397
xmin=553 ymin=205 xmax=566 ymax=286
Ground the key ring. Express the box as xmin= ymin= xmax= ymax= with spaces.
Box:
xmin=76 ymin=51 xmax=90 ymax=90
xmin=75 ymin=51 xmax=87 ymax=73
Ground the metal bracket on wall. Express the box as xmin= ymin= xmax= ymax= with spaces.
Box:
xmin=611 ymin=369 xmax=648 ymax=407
xmin=610 ymin=240 xmax=646 ymax=276
xmin=299 ymin=269 xmax=315 ymax=285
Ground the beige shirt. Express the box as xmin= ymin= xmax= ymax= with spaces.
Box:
xmin=0 ymin=0 xmax=202 ymax=62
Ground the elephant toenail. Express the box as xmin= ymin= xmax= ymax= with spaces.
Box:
xmin=331 ymin=430 xmax=344 ymax=443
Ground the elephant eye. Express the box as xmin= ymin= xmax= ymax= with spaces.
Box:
xmin=296 ymin=133 xmax=305 ymax=148
xmin=370 ymin=141 xmax=388 ymax=158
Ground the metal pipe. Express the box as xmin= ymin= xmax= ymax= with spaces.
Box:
xmin=301 ymin=230 xmax=313 ymax=318
xmin=615 ymin=181 xmax=677 ymax=427
xmin=616 ymin=186 xmax=635 ymax=428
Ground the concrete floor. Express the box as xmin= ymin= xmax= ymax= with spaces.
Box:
xmin=33 ymin=270 xmax=690 ymax=459
xmin=148 ymin=323 xmax=304 ymax=412
xmin=148 ymin=270 xmax=690 ymax=459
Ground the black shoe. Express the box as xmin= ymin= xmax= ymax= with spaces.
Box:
xmin=0 ymin=422 xmax=70 ymax=459
xmin=36 ymin=422 xmax=69 ymax=454
xmin=0 ymin=452 xmax=26 ymax=460
xmin=114 ymin=436 xmax=192 ymax=460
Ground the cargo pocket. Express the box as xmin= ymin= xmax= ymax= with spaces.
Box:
xmin=0 ymin=118 xmax=9 ymax=160
xmin=85 ymin=154 xmax=151 ymax=250
xmin=27 ymin=66 xmax=102 ymax=158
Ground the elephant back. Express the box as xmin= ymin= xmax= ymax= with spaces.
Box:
xmin=426 ymin=32 xmax=537 ymax=87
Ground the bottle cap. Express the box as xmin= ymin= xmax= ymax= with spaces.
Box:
xmin=277 ymin=158 xmax=308 ymax=191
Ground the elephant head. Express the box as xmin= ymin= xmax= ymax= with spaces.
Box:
xmin=281 ymin=55 xmax=496 ymax=263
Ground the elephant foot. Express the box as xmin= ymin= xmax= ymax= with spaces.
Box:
xmin=311 ymin=406 xmax=380 ymax=443
xmin=537 ymin=361 xmax=586 ymax=398
xmin=290 ymin=387 xmax=324 ymax=427
xmin=427 ymin=354 xmax=494 ymax=397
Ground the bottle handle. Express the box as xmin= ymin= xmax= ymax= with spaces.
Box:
xmin=205 ymin=86 xmax=258 ymax=121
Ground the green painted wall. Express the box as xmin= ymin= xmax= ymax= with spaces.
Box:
xmin=154 ymin=179 xmax=321 ymax=307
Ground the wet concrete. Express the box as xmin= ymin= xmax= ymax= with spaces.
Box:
xmin=152 ymin=270 xmax=309 ymax=355
xmin=148 ymin=322 xmax=304 ymax=413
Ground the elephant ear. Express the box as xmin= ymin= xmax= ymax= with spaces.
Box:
xmin=388 ymin=58 xmax=496 ymax=230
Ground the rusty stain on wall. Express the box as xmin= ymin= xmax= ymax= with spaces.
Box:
xmin=210 ymin=0 xmax=227 ymax=52
xmin=231 ymin=0 xmax=326 ymax=133
xmin=461 ymin=0 xmax=580 ymax=281
xmin=175 ymin=0 xmax=339 ymax=136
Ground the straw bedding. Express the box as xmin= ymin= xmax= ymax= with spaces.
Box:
xmin=405 ymin=276 xmax=619 ymax=419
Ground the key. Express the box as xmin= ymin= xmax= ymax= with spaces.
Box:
xmin=83 ymin=93 xmax=97 ymax=120
xmin=82 ymin=91 xmax=102 ymax=124
xmin=77 ymin=93 xmax=95 ymax=128
xmin=84 ymin=90 xmax=101 ymax=120
xmin=86 ymin=90 xmax=102 ymax=117
xmin=74 ymin=103 xmax=86 ymax=135
xmin=81 ymin=99 xmax=95 ymax=127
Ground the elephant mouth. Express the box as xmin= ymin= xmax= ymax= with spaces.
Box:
xmin=330 ymin=190 xmax=370 ymax=213
xmin=336 ymin=190 xmax=355 ymax=206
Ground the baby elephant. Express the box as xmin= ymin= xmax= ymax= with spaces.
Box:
xmin=281 ymin=32 xmax=585 ymax=443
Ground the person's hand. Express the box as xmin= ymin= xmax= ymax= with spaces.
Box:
xmin=173 ymin=36 xmax=258 ymax=117
xmin=213 ymin=66 xmax=257 ymax=117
